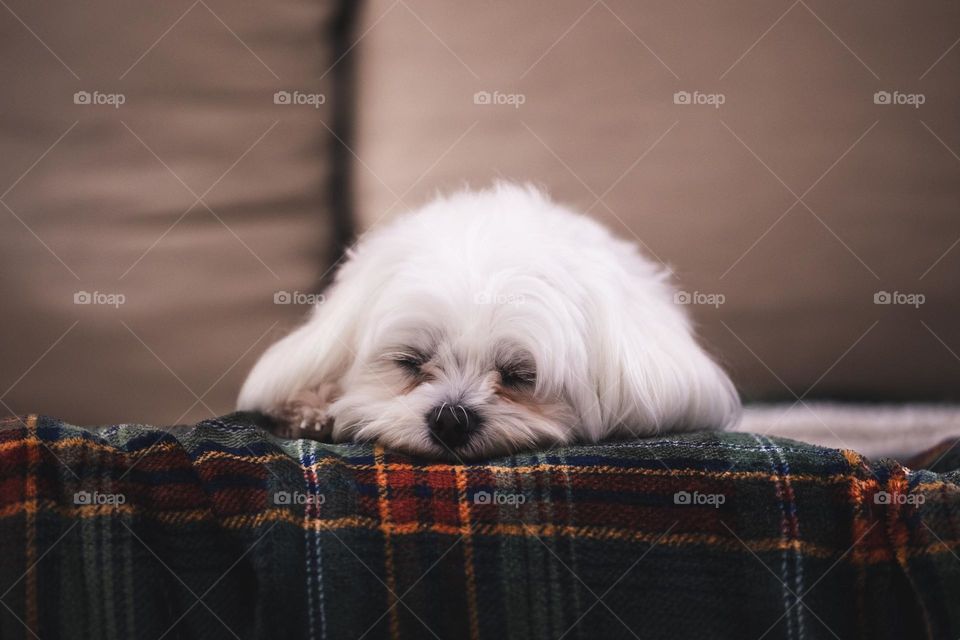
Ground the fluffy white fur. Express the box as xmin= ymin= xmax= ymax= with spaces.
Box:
xmin=238 ymin=183 xmax=740 ymax=459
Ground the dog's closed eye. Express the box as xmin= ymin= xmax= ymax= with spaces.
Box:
xmin=498 ymin=361 xmax=536 ymax=389
xmin=386 ymin=351 xmax=428 ymax=376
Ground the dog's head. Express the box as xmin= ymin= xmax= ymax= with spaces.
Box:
xmin=238 ymin=184 xmax=739 ymax=459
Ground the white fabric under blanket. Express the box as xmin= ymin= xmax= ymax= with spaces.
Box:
xmin=734 ymin=403 xmax=960 ymax=460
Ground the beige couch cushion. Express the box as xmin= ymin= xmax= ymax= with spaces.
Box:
xmin=0 ymin=0 xmax=348 ymax=424
xmin=353 ymin=0 xmax=960 ymax=400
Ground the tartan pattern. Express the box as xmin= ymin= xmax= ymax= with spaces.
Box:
xmin=0 ymin=412 xmax=958 ymax=640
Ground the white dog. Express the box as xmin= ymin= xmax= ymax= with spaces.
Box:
xmin=238 ymin=183 xmax=739 ymax=459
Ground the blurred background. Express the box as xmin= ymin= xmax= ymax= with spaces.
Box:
xmin=1 ymin=0 xmax=958 ymax=429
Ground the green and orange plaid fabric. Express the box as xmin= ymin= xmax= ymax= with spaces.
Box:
xmin=0 ymin=412 xmax=958 ymax=639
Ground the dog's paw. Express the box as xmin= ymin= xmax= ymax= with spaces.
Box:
xmin=273 ymin=385 xmax=338 ymax=440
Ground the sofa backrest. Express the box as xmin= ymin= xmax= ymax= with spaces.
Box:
xmin=0 ymin=0 xmax=355 ymax=424
xmin=351 ymin=0 xmax=960 ymax=401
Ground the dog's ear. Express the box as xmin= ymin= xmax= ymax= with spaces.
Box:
xmin=586 ymin=274 xmax=741 ymax=438
xmin=236 ymin=277 xmax=365 ymax=415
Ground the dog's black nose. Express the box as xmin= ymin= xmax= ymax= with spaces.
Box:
xmin=427 ymin=404 xmax=480 ymax=450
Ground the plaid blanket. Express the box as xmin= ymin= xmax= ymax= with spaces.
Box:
xmin=0 ymin=413 xmax=958 ymax=640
